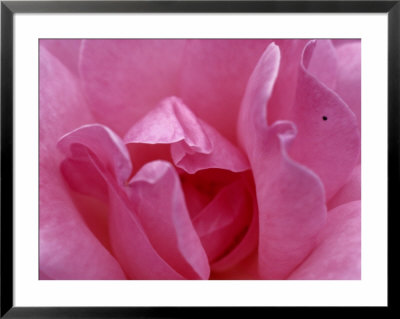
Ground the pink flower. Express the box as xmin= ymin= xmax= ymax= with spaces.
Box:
xmin=39 ymin=39 xmax=361 ymax=280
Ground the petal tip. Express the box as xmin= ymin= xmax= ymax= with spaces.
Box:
xmin=129 ymin=160 xmax=175 ymax=185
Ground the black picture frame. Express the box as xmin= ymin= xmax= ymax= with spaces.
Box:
xmin=1 ymin=1 xmax=397 ymax=317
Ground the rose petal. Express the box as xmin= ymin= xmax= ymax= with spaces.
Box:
xmin=306 ymin=40 xmax=337 ymax=89
xmin=40 ymin=39 xmax=82 ymax=76
xmin=66 ymin=191 xmax=112 ymax=252
xmin=267 ymin=40 xmax=309 ymax=124
xmin=40 ymin=171 xmax=126 ymax=279
xmin=179 ymin=39 xmax=272 ymax=143
xmin=106 ymin=160 xmax=210 ymax=279
xmin=124 ymin=97 xmax=212 ymax=151
xmin=331 ymin=39 xmax=360 ymax=48
xmin=181 ymin=176 xmax=214 ymax=218
xmin=124 ymin=97 xmax=250 ymax=174
xmin=59 ymin=125 xmax=210 ymax=279
xmin=107 ymin=177 xmax=186 ymax=279
xmin=208 ymin=174 xmax=259 ymax=272
xmin=58 ymin=126 xmax=180 ymax=279
xmin=210 ymin=250 xmax=260 ymax=280
xmin=327 ymin=164 xmax=361 ymax=210
xmin=287 ymin=40 xmax=360 ymax=200
xmin=58 ymin=124 xmax=132 ymax=252
xmin=288 ymin=200 xmax=361 ymax=280
xmin=60 ymin=158 xmax=108 ymax=200
xmin=180 ymin=168 xmax=240 ymax=217
xmin=58 ymin=124 xmax=132 ymax=185
xmin=172 ymin=120 xmax=250 ymax=174
xmin=237 ymin=43 xmax=327 ymax=279
xmin=79 ymin=39 xmax=186 ymax=135
xmin=40 ymin=47 xmax=125 ymax=279
xmin=39 ymin=270 xmax=53 ymax=280
xmin=334 ymin=41 xmax=361 ymax=132
xmin=126 ymin=160 xmax=210 ymax=279
xmin=192 ymin=179 xmax=253 ymax=264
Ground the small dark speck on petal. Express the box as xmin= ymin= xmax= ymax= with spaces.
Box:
xmin=322 ymin=116 xmax=328 ymax=121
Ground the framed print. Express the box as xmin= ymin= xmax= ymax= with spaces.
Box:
xmin=1 ymin=0 xmax=396 ymax=317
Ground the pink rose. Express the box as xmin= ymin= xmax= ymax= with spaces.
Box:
xmin=39 ymin=39 xmax=361 ymax=280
